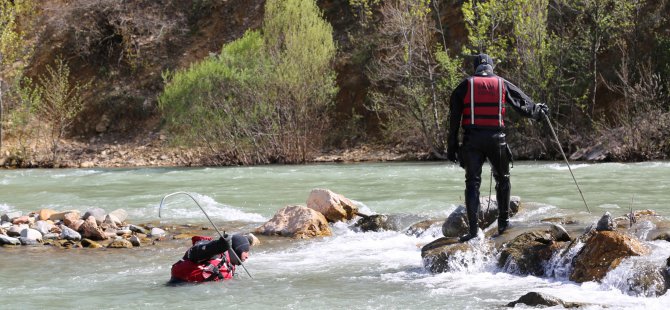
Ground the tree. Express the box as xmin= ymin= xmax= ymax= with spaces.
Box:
xmin=263 ymin=0 xmax=338 ymax=162
xmin=35 ymin=58 xmax=91 ymax=163
xmin=565 ymin=0 xmax=636 ymax=117
xmin=461 ymin=0 xmax=513 ymax=61
xmin=159 ymin=0 xmax=336 ymax=164
xmin=0 ymin=0 xmax=38 ymax=154
xmin=367 ymin=0 xmax=461 ymax=158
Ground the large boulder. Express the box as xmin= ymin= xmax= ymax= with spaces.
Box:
xmin=421 ymin=235 xmax=498 ymax=274
xmin=79 ymin=216 xmax=107 ymax=241
xmin=255 ymin=205 xmax=332 ymax=239
xmin=442 ymin=196 xmax=521 ymax=238
xmin=306 ymin=188 xmax=358 ymax=222
xmin=570 ymin=231 xmax=649 ymax=283
xmin=498 ymin=230 xmax=566 ymax=276
xmin=602 ymin=260 xmax=669 ymax=297
xmin=421 ymin=237 xmax=470 ymax=273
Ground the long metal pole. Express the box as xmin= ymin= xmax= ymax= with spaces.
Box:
xmin=159 ymin=191 xmax=253 ymax=278
xmin=542 ymin=113 xmax=591 ymax=213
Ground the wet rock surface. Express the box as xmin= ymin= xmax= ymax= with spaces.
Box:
xmin=255 ymin=205 xmax=332 ymax=239
xmin=506 ymin=292 xmax=583 ymax=308
xmin=441 ymin=196 xmax=521 ymax=238
xmin=570 ymin=230 xmax=649 ymax=283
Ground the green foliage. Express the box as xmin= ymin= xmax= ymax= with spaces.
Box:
xmin=435 ymin=46 xmax=464 ymax=94
xmin=461 ymin=0 xmax=512 ymax=60
xmin=348 ymin=0 xmax=381 ymax=27
xmin=508 ymin=0 xmax=554 ymax=99
xmin=35 ymin=57 xmax=91 ymax=162
xmin=1 ymin=0 xmax=39 ymax=153
xmin=4 ymin=77 xmax=41 ymax=158
xmin=159 ymin=0 xmax=336 ymax=164
xmin=563 ymin=0 xmax=637 ymax=116
xmin=0 ymin=0 xmax=38 ymax=80
xmin=368 ymin=0 xmax=454 ymax=158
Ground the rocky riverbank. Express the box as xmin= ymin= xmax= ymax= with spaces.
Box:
xmin=0 ymin=132 xmax=428 ymax=169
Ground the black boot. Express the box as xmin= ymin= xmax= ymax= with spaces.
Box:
xmin=496 ymin=180 xmax=510 ymax=235
xmin=460 ymin=188 xmax=480 ymax=242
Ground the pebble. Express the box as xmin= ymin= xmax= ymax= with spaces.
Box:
xmin=150 ymin=227 xmax=166 ymax=239
xmin=129 ymin=235 xmax=141 ymax=247
xmin=19 ymin=237 xmax=41 ymax=246
xmin=60 ymin=225 xmax=82 ymax=241
xmin=21 ymin=228 xmax=43 ymax=241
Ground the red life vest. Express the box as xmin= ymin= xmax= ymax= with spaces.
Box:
xmin=462 ymin=76 xmax=506 ymax=128
xmin=170 ymin=236 xmax=236 ymax=282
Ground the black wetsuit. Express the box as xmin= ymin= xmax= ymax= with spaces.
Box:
xmin=448 ymin=72 xmax=540 ymax=237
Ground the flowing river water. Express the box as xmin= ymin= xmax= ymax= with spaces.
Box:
xmin=1 ymin=161 xmax=670 ymax=309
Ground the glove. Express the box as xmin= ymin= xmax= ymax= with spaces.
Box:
xmin=218 ymin=234 xmax=231 ymax=251
xmin=533 ymin=103 xmax=549 ymax=120
xmin=447 ymin=147 xmax=458 ymax=163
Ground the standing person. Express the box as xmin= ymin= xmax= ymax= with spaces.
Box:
xmin=169 ymin=234 xmax=251 ymax=283
xmin=447 ymin=54 xmax=548 ymax=242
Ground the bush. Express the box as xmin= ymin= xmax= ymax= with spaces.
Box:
xmin=159 ymin=0 xmax=337 ymax=164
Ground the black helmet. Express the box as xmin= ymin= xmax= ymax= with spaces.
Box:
xmin=473 ymin=53 xmax=494 ymax=75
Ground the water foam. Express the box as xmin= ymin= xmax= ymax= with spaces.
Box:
xmin=146 ymin=192 xmax=267 ymax=223
xmin=0 ymin=203 xmax=14 ymax=214
xmin=546 ymin=163 xmax=591 ymax=170
xmin=50 ymin=169 xmax=101 ymax=179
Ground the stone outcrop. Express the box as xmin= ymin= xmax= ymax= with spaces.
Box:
xmin=507 ymin=292 xmax=582 ymax=308
xmin=596 ymin=211 xmax=615 ymax=231
xmin=354 ymin=214 xmax=404 ymax=232
xmin=611 ymin=260 xmax=669 ymax=297
xmin=570 ymin=230 xmax=649 ymax=283
xmin=306 ymin=188 xmax=358 ymax=222
xmin=405 ymin=219 xmax=442 ymax=237
xmin=442 ymin=196 xmax=521 ymax=238
xmin=498 ymin=230 xmax=567 ymax=276
xmin=421 ymin=237 xmax=470 ymax=273
xmin=255 ymin=205 xmax=332 ymax=239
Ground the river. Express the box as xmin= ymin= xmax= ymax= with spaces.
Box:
xmin=1 ymin=161 xmax=669 ymax=309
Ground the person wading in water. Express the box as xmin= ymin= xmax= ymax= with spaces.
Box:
xmin=169 ymin=234 xmax=251 ymax=283
xmin=447 ymin=53 xmax=548 ymax=242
